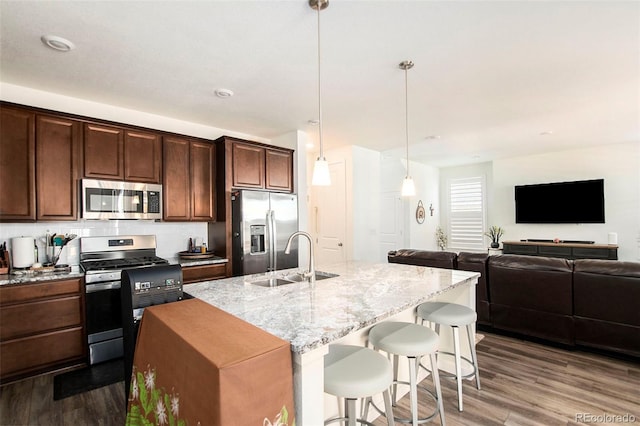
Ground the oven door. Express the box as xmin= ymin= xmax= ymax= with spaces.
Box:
xmin=86 ymin=281 xmax=123 ymax=364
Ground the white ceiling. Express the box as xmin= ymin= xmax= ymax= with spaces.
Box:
xmin=1 ymin=1 xmax=638 ymax=167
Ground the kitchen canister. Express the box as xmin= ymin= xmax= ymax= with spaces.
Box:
xmin=11 ymin=236 xmax=35 ymax=268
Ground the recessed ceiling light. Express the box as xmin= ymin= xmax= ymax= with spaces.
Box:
xmin=215 ymin=88 xmax=234 ymax=98
xmin=540 ymin=131 xmax=553 ymax=136
xmin=425 ymin=135 xmax=441 ymax=140
xmin=41 ymin=35 xmax=75 ymax=52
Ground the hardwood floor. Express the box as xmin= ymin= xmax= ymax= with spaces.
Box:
xmin=1 ymin=333 xmax=638 ymax=426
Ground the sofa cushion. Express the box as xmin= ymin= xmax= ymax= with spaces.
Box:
xmin=573 ymin=259 xmax=640 ymax=326
xmin=387 ymin=249 xmax=457 ymax=269
xmin=488 ymin=255 xmax=573 ymax=315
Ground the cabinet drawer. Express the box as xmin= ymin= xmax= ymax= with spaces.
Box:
xmin=503 ymin=244 xmax=537 ymax=255
xmin=572 ymin=247 xmax=614 ymax=260
xmin=0 ymin=278 xmax=82 ymax=305
xmin=183 ymin=263 xmax=227 ymax=284
xmin=538 ymin=245 xmax=572 ymax=257
xmin=0 ymin=326 xmax=84 ymax=380
xmin=1 ymin=295 xmax=83 ymax=340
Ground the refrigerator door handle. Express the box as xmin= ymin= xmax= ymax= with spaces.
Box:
xmin=266 ymin=210 xmax=274 ymax=271
xmin=270 ymin=210 xmax=277 ymax=271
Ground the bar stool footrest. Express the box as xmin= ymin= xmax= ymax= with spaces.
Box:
xmin=420 ymin=351 xmax=477 ymax=381
xmin=367 ymin=380 xmax=440 ymax=425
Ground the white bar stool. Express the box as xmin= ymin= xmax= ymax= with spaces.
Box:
xmin=417 ymin=301 xmax=481 ymax=412
xmin=364 ymin=321 xmax=445 ymax=426
xmin=324 ymin=344 xmax=395 ymax=426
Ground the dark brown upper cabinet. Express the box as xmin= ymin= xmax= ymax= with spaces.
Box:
xmin=232 ymin=141 xmax=265 ymax=189
xmin=36 ymin=115 xmax=80 ymax=221
xmin=124 ymin=130 xmax=161 ymax=183
xmin=83 ymin=123 xmax=161 ymax=183
xmin=229 ymin=139 xmax=294 ymax=192
xmin=265 ymin=148 xmax=293 ymax=192
xmin=0 ymin=106 xmax=36 ymax=221
xmin=163 ymin=136 xmax=215 ymax=222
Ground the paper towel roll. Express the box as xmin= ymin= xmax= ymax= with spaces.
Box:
xmin=608 ymin=232 xmax=618 ymax=245
xmin=11 ymin=236 xmax=35 ymax=268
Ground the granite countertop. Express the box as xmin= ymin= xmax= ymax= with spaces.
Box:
xmin=0 ymin=256 xmax=228 ymax=286
xmin=185 ymin=261 xmax=479 ymax=354
xmin=0 ymin=266 xmax=84 ymax=286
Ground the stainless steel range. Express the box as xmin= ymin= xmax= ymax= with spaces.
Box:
xmin=80 ymin=235 xmax=169 ymax=365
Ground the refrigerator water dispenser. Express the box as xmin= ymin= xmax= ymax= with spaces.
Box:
xmin=250 ymin=225 xmax=266 ymax=254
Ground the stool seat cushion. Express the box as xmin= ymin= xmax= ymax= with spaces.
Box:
xmin=418 ymin=302 xmax=477 ymax=326
xmin=369 ymin=321 xmax=439 ymax=356
xmin=324 ymin=345 xmax=393 ymax=399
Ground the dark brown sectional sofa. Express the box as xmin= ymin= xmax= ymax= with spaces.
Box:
xmin=387 ymin=249 xmax=640 ymax=358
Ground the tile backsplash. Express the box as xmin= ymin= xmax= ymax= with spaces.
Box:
xmin=0 ymin=220 xmax=209 ymax=265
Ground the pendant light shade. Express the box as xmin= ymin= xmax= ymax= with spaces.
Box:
xmin=400 ymin=60 xmax=415 ymax=196
xmin=310 ymin=0 xmax=331 ymax=186
xmin=401 ymin=176 xmax=416 ymax=197
xmin=312 ymin=157 xmax=330 ymax=186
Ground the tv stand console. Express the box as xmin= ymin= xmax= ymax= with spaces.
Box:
xmin=502 ymin=241 xmax=618 ymax=260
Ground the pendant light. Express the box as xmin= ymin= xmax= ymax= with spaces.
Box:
xmin=310 ymin=0 xmax=331 ymax=186
xmin=400 ymin=60 xmax=416 ymax=197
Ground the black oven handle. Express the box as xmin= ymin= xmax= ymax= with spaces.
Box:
xmin=86 ymin=281 xmax=121 ymax=293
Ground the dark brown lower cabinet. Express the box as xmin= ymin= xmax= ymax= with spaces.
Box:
xmin=182 ymin=263 xmax=227 ymax=284
xmin=0 ymin=278 xmax=86 ymax=383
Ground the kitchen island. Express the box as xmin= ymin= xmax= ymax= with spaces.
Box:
xmin=186 ymin=261 xmax=479 ymax=424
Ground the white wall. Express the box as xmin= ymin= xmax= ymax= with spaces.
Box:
xmin=492 ymin=142 xmax=639 ymax=261
xmin=439 ymin=143 xmax=639 ymax=260
xmin=408 ymin=161 xmax=440 ymax=251
xmin=308 ymin=144 xmax=383 ymax=262
xmin=0 ymin=83 xmax=270 ymax=265
xmin=1 ymin=83 xmax=268 ymax=143
xmin=351 ymin=145 xmax=381 ymax=261
xmin=379 ymin=153 xmax=440 ymax=255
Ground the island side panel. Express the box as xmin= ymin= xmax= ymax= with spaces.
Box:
xmin=292 ymin=345 xmax=328 ymax=425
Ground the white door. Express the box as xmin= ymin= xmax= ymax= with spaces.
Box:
xmin=314 ymin=160 xmax=347 ymax=266
xmin=379 ymin=191 xmax=407 ymax=262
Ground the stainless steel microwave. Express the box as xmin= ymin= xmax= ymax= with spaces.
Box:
xmin=81 ymin=179 xmax=162 ymax=220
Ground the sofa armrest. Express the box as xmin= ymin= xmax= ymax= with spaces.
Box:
xmin=457 ymin=251 xmax=491 ymax=325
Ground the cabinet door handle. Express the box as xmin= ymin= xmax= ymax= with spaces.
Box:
xmin=338 ymin=242 xmax=343 ymax=247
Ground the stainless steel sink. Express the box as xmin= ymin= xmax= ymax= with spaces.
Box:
xmin=281 ymin=271 xmax=339 ymax=282
xmin=248 ymin=271 xmax=339 ymax=287
xmin=249 ymin=277 xmax=296 ymax=287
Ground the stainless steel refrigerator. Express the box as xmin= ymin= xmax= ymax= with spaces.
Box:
xmin=231 ymin=190 xmax=298 ymax=276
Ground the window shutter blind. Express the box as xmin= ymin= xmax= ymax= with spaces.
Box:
xmin=448 ymin=177 xmax=485 ymax=251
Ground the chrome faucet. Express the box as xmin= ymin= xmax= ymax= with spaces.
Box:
xmin=284 ymin=231 xmax=315 ymax=283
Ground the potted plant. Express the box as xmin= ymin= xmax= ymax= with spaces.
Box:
xmin=485 ymin=226 xmax=504 ymax=248
xmin=436 ymin=227 xmax=448 ymax=251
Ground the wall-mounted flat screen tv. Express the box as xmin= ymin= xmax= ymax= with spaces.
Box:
xmin=515 ymin=179 xmax=605 ymax=223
